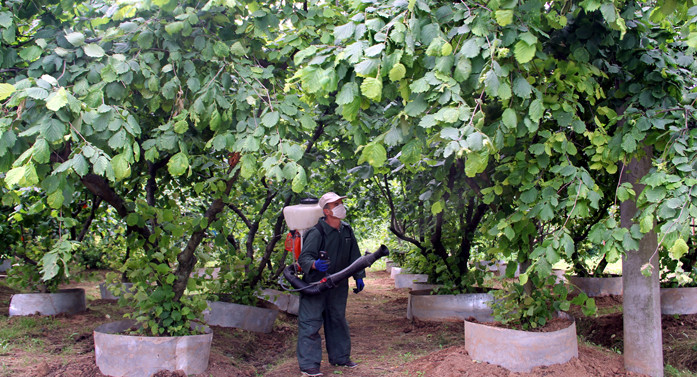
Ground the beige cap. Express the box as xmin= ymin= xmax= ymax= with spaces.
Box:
xmin=318 ymin=192 xmax=347 ymax=208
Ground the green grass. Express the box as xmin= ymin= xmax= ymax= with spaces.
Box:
xmin=0 ymin=316 xmax=60 ymax=353
xmin=666 ymin=364 xmax=697 ymax=377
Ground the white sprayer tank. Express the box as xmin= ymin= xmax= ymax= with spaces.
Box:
xmin=283 ymin=198 xmax=324 ymax=231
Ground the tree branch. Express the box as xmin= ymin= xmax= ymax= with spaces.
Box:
xmin=81 ymin=174 xmax=152 ymax=242
xmin=251 ymin=194 xmax=293 ymax=287
xmin=228 ymin=203 xmax=252 ymax=229
xmin=244 ymin=183 xmax=277 ymax=274
xmin=172 ymin=154 xmax=241 ymax=301
xmin=76 ymin=195 xmax=102 ymax=242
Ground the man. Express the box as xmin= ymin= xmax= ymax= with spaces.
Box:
xmin=296 ymin=192 xmax=365 ymax=377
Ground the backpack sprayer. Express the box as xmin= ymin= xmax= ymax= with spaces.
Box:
xmin=281 ymin=198 xmax=389 ymax=295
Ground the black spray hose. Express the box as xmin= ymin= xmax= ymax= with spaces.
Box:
xmin=282 ymin=245 xmax=389 ymax=295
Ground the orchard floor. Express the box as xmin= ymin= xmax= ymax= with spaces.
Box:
xmin=0 ymin=269 xmax=694 ymax=377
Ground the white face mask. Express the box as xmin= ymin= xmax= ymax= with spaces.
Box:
xmin=332 ymin=204 xmax=347 ymax=219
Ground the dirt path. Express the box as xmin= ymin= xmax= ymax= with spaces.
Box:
xmin=0 ymin=269 xmax=682 ymax=376
xmin=260 ymin=270 xmax=642 ymax=377
xmin=261 ymin=271 xmax=465 ymax=377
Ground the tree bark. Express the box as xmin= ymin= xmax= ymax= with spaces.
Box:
xmin=251 ymin=194 xmax=293 ymax=287
xmin=620 ymin=147 xmax=663 ymax=377
xmin=244 ymin=185 xmax=277 ymax=274
xmin=172 ymin=155 xmax=241 ymax=302
xmin=81 ymin=174 xmax=152 ymax=243
xmin=76 ymin=195 xmax=102 ymax=242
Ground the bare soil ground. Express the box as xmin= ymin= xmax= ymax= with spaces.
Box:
xmin=0 ymin=270 xmax=695 ymax=377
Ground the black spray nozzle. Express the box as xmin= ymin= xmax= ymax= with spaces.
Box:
xmin=282 ymin=244 xmax=389 ymax=295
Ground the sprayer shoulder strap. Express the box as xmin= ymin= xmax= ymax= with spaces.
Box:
xmin=314 ymin=223 xmax=326 ymax=251
xmin=313 ymin=222 xmax=354 ymax=252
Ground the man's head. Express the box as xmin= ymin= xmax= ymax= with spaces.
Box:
xmin=319 ymin=192 xmax=347 ymax=219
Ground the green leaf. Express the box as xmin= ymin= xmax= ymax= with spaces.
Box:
xmin=460 ymin=38 xmax=481 ymax=58
xmin=19 ymin=46 xmax=42 ymax=61
xmin=26 ymin=87 xmax=48 ymax=99
xmin=502 ymin=108 xmax=517 ymax=130
xmin=504 ymin=226 xmax=515 ymax=240
xmin=209 ymin=110 xmax=221 ymax=131
xmin=0 ymin=12 xmax=12 ymax=28
xmin=337 ymin=82 xmax=359 ymax=105
xmin=431 ymin=200 xmax=444 ymax=215
xmin=341 ymin=98 xmax=361 ymax=122
xmin=261 ymin=111 xmax=280 ymax=128
xmin=513 ymin=77 xmax=532 ymax=99
xmin=520 ymin=188 xmax=538 ymax=203
xmin=519 ymin=273 xmax=528 ymax=285
xmin=441 ymin=127 xmax=459 ymax=140
xmin=300 ymin=114 xmax=316 ymax=130
xmin=640 ymin=263 xmax=653 ymax=278
xmin=546 ymin=247 xmax=560 ymax=265
xmin=165 ymin=21 xmax=185 ymax=35
xmin=669 ymin=238 xmax=688 ymax=260
xmin=453 ymin=58 xmax=472 ymax=82
xmin=213 ymin=41 xmax=229 ymax=57
xmin=600 ymin=3 xmax=617 ymax=23
xmin=137 ymin=31 xmax=154 ymax=49
xmin=41 ymin=250 xmax=61 ymax=281
xmin=47 ymin=190 xmax=64 ymax=209
xmin=108 ymin=129 xmax=127 ymax=149
xmin=441 ymin=41 xmax=452 ymax=56
xmin=436 ymin=107 xmax=460 ymax=123
xmin=230 ymin=41 xmax=247 ymax=56
xmin=364 ymin=43 xmax=385 ymax=57
xmin=639 ymin=213 xmax=654 ymax=233
xmin=529 ymin=99 xmax=544 ymax=122
xmin=186 ymin=77 xmax=200 ymax=93
xmin=495 ymin=10 xmax=514 ymax=26
xmin=167 ymin=152 xmax=189 ymax=177
xmin=72 ymin=154 xmax=88 ymax=176
xmin=294 ymin=46 xmax=317 ymax=65
xmin=334 ymin=22 xmax=356 ymax=44
xmin=112 ymin=154 xmax=131 ymax=180
xmin=0 ymin=83 xmax=15 ymax=100
xmin=389 ymin=63 xmax=406 ymax=82
xmin=410 ymin=78 xmax=430 ymax=93
xmin=126 ymin=213 xmax=139 ymax=226
xmin=33 ymin=138 xmax=50 ymax=163
xmin=361 ymin=77 xmax=383 ymax=102
xmin=400 ymin=139 xmax=422 ymax=165
xmin=41 ymin=119 xmax=66 ymax=142
xmin=559 ymin=301 xmax=571 ymax=311
xmin=465 ymin=151 xmax=488 ymax=177
xmin=174 ymin=120 xmax=188 ymax=134
xmin=65 ymin=32 xmax=85 ymax=47
xmin=5 ymin=166 xmax=25 ymax=186
xmin=514 ymin=37 xmax=537 ymax=64
xmin=46 ymin=88 xmax=69 ymax=111
xmin=83 ymin=44 xmax=105 ymax=58
xmin=540 ymin=204 xmax=554 ymax=221
xmin=292 ymin=167 xmax=307 ymax=193
xmin=360 ymin=143 xmax=386 ymax=168
xmin=240 ymin=154 xmax=257 ymax=179
xmin=426 ymin=38 xmax=444 ymax=57
xmin=419 ymin=114 xmax=436 ymax=128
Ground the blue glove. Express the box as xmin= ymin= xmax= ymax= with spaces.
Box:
xmin=314 ymin=259 xmax=330 ymax=272
xmin=354 ymin=278 xmax=365 ymax=293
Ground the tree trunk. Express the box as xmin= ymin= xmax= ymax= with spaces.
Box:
xmin=172 ymin=155 xmax=241 ymax=302
xmin=620 ymin=147 xmax=663 ymax=377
